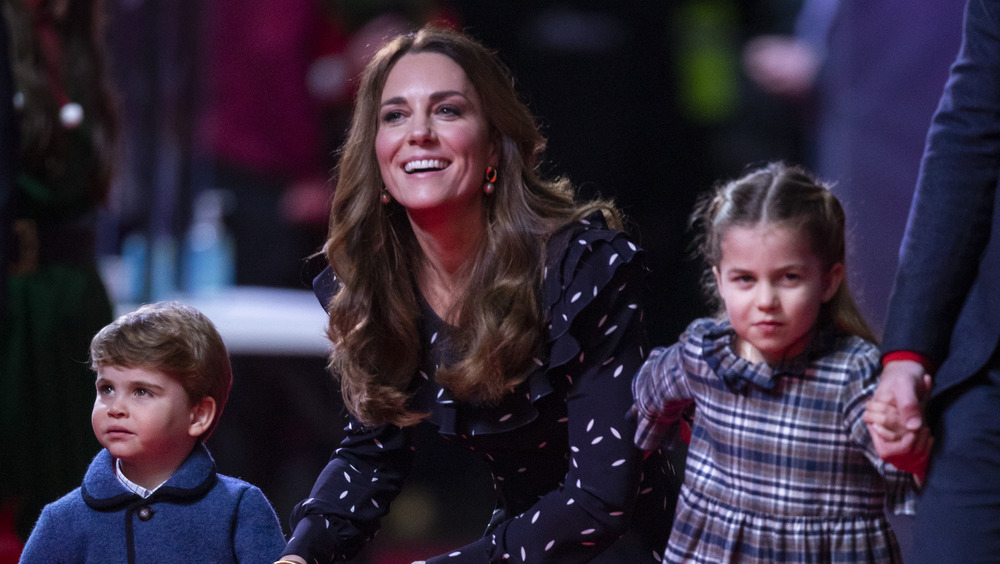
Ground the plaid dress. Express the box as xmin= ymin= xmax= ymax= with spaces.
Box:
xmin=633 ymin=318 xmax=918 ymax=564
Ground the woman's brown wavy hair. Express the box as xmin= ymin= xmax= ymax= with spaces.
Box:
xmin=324 ymin=25 xmax=620 ymax=427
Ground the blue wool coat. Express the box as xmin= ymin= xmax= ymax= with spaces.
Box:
xmin=19 ymin=443 xmax=286 ymax=563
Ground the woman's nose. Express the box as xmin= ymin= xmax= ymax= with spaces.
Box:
xmin=407 ymin=116 xmax=436 ymax=144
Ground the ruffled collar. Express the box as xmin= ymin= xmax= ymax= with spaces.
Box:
xmin=409 ymin=288 xmax=556 ymax=437
xmin=698 ymin=318 xmax=838 ymax=393
xmin=409 ymin=212 xmax=639 ymax=437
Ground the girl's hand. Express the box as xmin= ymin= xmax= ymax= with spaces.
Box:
xmin=863 ymin=397 xmax=905 ymax=441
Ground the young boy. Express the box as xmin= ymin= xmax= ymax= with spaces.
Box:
xmin=19 ymin=302 xmax=286 ymax=563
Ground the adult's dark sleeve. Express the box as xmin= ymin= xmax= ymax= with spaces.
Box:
xmin=882 ymin=0 xmax=1000 ymax=395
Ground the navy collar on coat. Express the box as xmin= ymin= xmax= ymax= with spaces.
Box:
xmin=81 ymin=443 xmax=218 ymax=511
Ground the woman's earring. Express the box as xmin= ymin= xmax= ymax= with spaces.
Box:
xmin=380 ymin=190 xmax=391 ymax=204
xmin=483 ymin=166 xmax=498 ymax=195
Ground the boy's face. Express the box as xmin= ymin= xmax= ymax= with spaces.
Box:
xmin=92 ymin=366 xmax=207 ymax=481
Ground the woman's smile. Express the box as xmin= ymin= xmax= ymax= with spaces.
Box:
xmin=375 ymin=52 xmax=495 ymax=218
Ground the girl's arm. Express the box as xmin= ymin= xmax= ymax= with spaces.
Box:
xmin=844 ymin=344 xmax=921 ymax=514
xmin=632 ymin=344 xmax=695 ymax=452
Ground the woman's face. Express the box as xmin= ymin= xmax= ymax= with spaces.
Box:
xmin=375 ymin=52 xmax=495 ymax=224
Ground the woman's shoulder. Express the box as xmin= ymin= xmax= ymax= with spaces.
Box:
xmin=544 ymin=211 xmax=644 ymax=289
xmin=542 ymin=212 xmax=644 ymax=320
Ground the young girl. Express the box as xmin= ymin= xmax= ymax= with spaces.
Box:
xmin=632 ymin=162 xmax=920 ymax=563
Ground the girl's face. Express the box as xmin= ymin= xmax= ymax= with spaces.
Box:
xmin=92 ymin=366 xmax=212 ymax=488
xmin=375 ymin=52 xmax=495 ymax=226
xmin=713 ymin=224 xmax=844 ymax=364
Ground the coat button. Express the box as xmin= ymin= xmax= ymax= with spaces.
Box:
xmin=137 ymin=506 xmax=155 ymax=521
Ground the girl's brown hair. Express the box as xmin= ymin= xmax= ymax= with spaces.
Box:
xmin=690 ymin=161 xmax=875 ymax=343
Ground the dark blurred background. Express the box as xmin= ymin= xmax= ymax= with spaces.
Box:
xmin=2 ymin=0 xmax=966 ymax=562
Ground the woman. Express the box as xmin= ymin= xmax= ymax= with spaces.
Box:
xmin=279 ymin=26 xmax=679 ymax=564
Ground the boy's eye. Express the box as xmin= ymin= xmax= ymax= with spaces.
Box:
xmin=134 ymin=388 xmax=151 ymax=397
xmin=98 ymin=385 xmax=113 ymax=395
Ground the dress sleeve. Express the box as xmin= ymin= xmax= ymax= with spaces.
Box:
xmin=283 ymin=266 xmax=417 ymax=560
xmin=232 ymin=485 xmax=287 ymax=563
xmin=632 ymin=342 xmax=696 ymax=452
xmin=425 ymin=228 xmax=652 ymax=563
xmin=842 ymin=341 xmax=920 ymax=515
xmin=283 ymin=420 xmax=415 ymax=561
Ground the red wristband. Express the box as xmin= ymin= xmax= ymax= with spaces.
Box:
xmin=883 ymin=350 xmax=935 ymax=373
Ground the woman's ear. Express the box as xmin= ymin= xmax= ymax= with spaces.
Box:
xmin=187 ymin=397 xmax=217 ymax=439
xmin=822 ymin=262 xmax=845 ymax=303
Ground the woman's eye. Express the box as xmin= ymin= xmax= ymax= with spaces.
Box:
xmin=381 ymin=110 xmax=404 ymax=123
xmin=437 ymin=105 xmax=461 ymax=117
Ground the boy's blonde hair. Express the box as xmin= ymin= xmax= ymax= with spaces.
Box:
xmin=90 ymin=301 xmax=232 ymax=441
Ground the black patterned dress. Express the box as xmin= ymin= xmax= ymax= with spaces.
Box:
xmin=285 ymin=214 xmax=682 ymax=563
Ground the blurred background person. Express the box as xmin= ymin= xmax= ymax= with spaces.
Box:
xmin=0 ymin=0 xmax=120 ymax=558
xmin=743 ymin=0 xmax=965 ymax=338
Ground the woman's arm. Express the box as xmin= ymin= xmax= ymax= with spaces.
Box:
xmin=282 ymin=421 xmax=416 ymax=562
